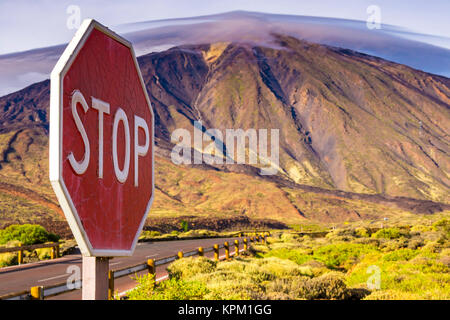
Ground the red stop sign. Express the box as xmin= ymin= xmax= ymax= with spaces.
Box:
xmin=49 ymin=20 xmax=154 ymax=256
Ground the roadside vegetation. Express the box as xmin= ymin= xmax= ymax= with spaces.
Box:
xmin=127 ymin=218 xmax=450 ymax=300
xmin=0 ymin=224 xmax=60 ymax=267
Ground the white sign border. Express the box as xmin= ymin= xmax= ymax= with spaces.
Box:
xmin=49 ymin=19 xmax=155 ymax=257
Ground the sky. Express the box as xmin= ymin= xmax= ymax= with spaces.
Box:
xmin=1 ymin=0 xmax=450 ymax=55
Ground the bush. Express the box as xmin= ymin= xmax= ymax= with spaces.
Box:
xmin=432 ymin=218 xmax=450 ymax=233
xmin=280 ymin=233 xmax=298 ymax=243
xmin=355 ymin=228 xmax=369 ymax=238
xmin=380 ymin=238 xmax=409 ymax=251
xmin=128 ymin=273 xmax=209 ymax=300
xmin=180 ymin=220 xmax=189 ymax=232
xmin=299 ymin=272 xmax=350 ymax=300
xmin=364 ymin=289 xmax=422 ymax=300
xmin=421 ymin=241 xmax=442 ymax=254
xmin=35 ymin=247 xmax=52 ymax=260
xmin=0 ymin=252 xmax=17 ymax=267
xmin=264 ymin=248 xmax=313 ymax=265
xmin=254 ymin=257 xmax=314 ymax=278
xmin=249 ymin=244 xmax=269 ymax=256
xmin=265 ymin=277 xmax=310 ymax=299
xmin=0 ymin=224 xmax=59 ymax=245
xmin=410 ymin=225 xmax=433 ymax=233
xmin=167 ymin=257 xmax=216 ymax=280
xmin=313 ymin=243 xmax=377 ymax=270
xmin=140 ymin=230 xmax=161 ymax=238
xmin=372 ymin=228 xmax=406 ymax=240
xmin=383 ymin=249 xmax=419 ymax=261
xmin=433 ymin=218 xmax=450 ymax=240
xmin=407 ymin=238 xmax=424 ymax=250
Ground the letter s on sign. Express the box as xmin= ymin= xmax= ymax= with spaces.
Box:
xmin=68 ymin=90 xmax=90 ymax=175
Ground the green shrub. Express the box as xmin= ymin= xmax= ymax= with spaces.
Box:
xmin=265 ymin=277 xmax=310 ymax=299
xmin=355 ymin=227 xmax=369 ymax=237
xmin=313 ymin=243 xmax=377 ymax=270
xmin=128 ymin=273 xmax=209 ymax=300
xmin=35 ymin=247 xmax=52 ymax=260
xmin=364 ymin=289 xmax=422 ymax=300
xmin=420 ymin=241 xmax=442 ymax=254
xmin=254 ymin=257 xmax=314 ymax=278
xmin=249 ymin=244 xmax=269 ymax=256
xmin=0 ymin=224 xmax=59 ymax=245
xmin=432 ymin=218 xmax=450 ymax=234
xmin=180 ymin=220 xmax=189 ymax=232
xmin=167 ymin=257 xmax=217 ymax=280
xmin=140 ymin=230 xmax=161 ymax=238
xmin=264 ymin=248 xmax=313 ymax=265
xmin=353 ymin=238 xmax=380 ymax=246
xmin=380 ymin=238 xmax=409 ymax=251
xmin=0 ymin=252 xmax=17 ymax=267
xmin=383 ymin=249 xmax=419 ymax=261
xmin=280 ymin=233 xmax=298 ymax=243
xmin=407 ymin=238 xmax=424 ymax=250
xmin=178 ymin=229 xmax=218 ymax=238
xmin=299 ymin=272 xmax=350 ymax=300
xmin=372 ymin=228 xmax=406 ymax=240
xmin=410 ymin=225 xmax=433 ymax=233
xmin=372 ymin=227 xmax=410 ymax=239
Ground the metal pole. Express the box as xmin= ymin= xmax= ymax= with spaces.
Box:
xmin=82 ymin=256 xmax=109 ymax=300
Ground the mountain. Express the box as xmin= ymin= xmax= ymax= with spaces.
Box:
xmin=129 ymin=35 xmax=450 ymax=203
xmin=0 ymin=34 xmax=449 ymax=232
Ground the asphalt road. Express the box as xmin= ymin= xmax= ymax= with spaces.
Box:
xmin=0 ymin=236 xmax=241 ymax=300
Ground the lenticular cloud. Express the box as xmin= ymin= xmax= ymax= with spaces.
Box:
xmin=1 ymin=11 xmax=449 ymax=97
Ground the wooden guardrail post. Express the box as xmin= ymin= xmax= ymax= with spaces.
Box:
xmin=224 ymin=242 xmax=229 ymax=260
xmin=198 ymin=247 xmax=204 ymax=257
xmin=30 ymin=286 xmax=43 ymax=300
xmin=51 ymin=246 xmax=56 ymax=260
xmin=178 ymin=251 xmax=184 ymax=259
xmin=234 ymin=240 xmax=239 ymax=256
xmin=108 ymin=270 xmax=114 ymax=300
xmin=147 ymin=259 xmax=155 ymax=276
xmin=18 ymin=243 xmax=23 ymax=265
xmin=243 ymin=238 xmax=248 ymax=251
xmin=213 ymin=244 xmax=219 ymax=261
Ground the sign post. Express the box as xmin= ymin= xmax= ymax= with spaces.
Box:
xmin=49 ymin=19 xmax=154 ymax=299
xmin=82 ymin=257 xmax=110 ymax=300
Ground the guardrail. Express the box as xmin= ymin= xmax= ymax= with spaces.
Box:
xmin=0 ymin=231 xmax=269 ymax=300
xmin=0 ymin=230 xmax=269 ymax=267
xmin=0 ymin=242 xmax=61 ymax=264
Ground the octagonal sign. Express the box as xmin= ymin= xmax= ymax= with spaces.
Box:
xmin=49 ymin=19 xmax=154 ymax=256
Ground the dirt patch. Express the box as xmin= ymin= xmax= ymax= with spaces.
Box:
xmin=0 ymin=182 xmax=62 ymax=216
